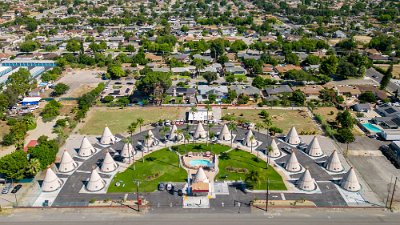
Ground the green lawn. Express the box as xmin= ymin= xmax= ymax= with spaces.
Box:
xmin=172 ymin=143 xmax=231 ymax=155
xmin=218 ymin=149 xmax=286 ymax=190
xmin=80 ymin=107 xmax=186 ymax=135
xmin=108 ymin=148 xmax=187 ymax=193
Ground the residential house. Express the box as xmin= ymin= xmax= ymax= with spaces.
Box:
xmin=264 ymin=85 xmax=293 ymax=97
xmin=226 ymin=66 xmax=247 ymax=75
xmin=352 ymin=103 xmax=371 ymax=112
xmin=197 ymin=85 xmax=228 ymax=103
xmin=230 ymin=85 xmax=261 ymax=101
xmin=165 ymin=86 xmax=197 ymax=104
xmin=357 ymin=85 xmax=388 ymax=100
xmin=335 ymin=85 xmax=361 ymax=97
xmin=292 ymin=85 xmax=323 ymax=98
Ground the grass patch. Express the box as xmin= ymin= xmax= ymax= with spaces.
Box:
xmin=108 ymin=148 xmax=186 ymax=193
xmin=218 ymin=149 xmax=286 ymax=190
xmin=172 ymin=143 xmax=231 ymax=155
xmin=312 ymin=107 xmax=338 ymax=122
xmin=223 ymin=108 xmax=319 ymax=134
xmin=80 ymin=107 xmax=186 ymax=135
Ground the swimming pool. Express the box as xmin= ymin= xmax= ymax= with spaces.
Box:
xmin=362 ymin=123 xmax=382 ymax=133
xmin=189 ymin=159 xmax=213 ymax=167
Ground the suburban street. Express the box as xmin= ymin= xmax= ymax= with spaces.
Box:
xmin=366 ymin=68 xmax=400 ymax=93
xmin=1 ymin=208 xmax=400 ymax=225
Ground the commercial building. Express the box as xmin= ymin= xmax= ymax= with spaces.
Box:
xmin=29 ymin=67 xmax=46 ymax=79
xmin=0 ymin=66 xmax=12 ymax=77
xmin=1 ymin=59 xmax=56 ymax=68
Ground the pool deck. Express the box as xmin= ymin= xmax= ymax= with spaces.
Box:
xmin=181 ymin=153 xmax=216 ymax=183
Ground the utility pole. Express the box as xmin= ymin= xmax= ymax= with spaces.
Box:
xmin=266 ymin=178 xmax=269 ymax=212
xmin=386 ymin=176 xmax=393 ymax=208
xmin=389 ymin=177 xmax=398 ymax=210
xmin=133 ymin=179 xmax=141 ymax=212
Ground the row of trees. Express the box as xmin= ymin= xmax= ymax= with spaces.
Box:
xmin=75 ymin=83 xmax=105 ymax=121
xmin=0 ymin=68 xmax=35 ymax=113
xmin=2 ymin=114 xmax=36 ymax=149
xmin=0 ymin=136 xmax=58 ymax=180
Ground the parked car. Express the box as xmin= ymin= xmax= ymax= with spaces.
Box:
xmin=11 ymin=184 xmax=22 ymax=194
xmin=2 ymin=184 xmax=11 ymax=194
xmin=166 ymin=183 xmax=174 ymax=192
xmin=158 ymin=182 xmax=165 ymax=191
xmin=177 ymin=189 xmax=183 ymax=196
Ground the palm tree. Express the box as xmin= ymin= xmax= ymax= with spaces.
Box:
xmin=183 ymin=131 xmax=191 ymax=154
xmin=190 ymin=106 xmax=197 ymax=124
xmin=144 ymin=134 xmax=151 ymax=163
xmin=249 ymin=135 xmax=255 ymax=154
xmin=127 ymin=122 xmax=138 ymax=166
xmin=255 ymin=122 xmax=264 ymax=133
xmin=266 ymin=146 xmax=273 ymax=169
xmin=28 ymin=158 xmax=41 ymax=176
xmin=245 ymin=170 xmax=260 ymax=189
xmin=159 ymin=126 xmax=169 ymax=142
xmin=263 ymin=116 xmax=272 ymax=136
xmin=205 ymin=104 xmax=212 ymax=145
xmin=137 ymin=118 xmax=144 ymax=133
xmin=183 ymin=132 xmax=190 ymax=146
xmin=207 ymin=123 xmax=214 ymax=146
xmin=227 ymin=122 xmax=237 ymax=147
xmin=205 ymin=104 xmax=212 ymax=122
xmin=175 ymin=129 xmax=183 ymax=142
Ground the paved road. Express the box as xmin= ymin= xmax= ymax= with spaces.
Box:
xmin=366 ymin=68 xmax=400 ymax=93
xmin=1 ymin=208 xmax=399 ymax=225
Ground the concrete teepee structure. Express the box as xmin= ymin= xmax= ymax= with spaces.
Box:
xmin=86 ymin=169 xmax=106 ymax=192
xmin=340 ymin=167 xmax=361 ymax=192
xmin=307 ymin=136 xmax=323 ymax=157
xmin=193 ymin=167 xmax=209 ymax=183
xmin=58 ymin=150 xmax=78 ymax=173
xmin=42 ymin=168 xmax=63 ymax=192
xmin=243 ymin=130 xmax=257 ymax=147
xmin=120 ymin=142 xmax=134 ymax=158
xmin=193 ymin=122 xmax=207 ymax=139
xmin=100 ymin=126 xmax=116 ymax=145
xmin=297 ymin=169 xmax=316 ymax=191
xmin=144 ymin=130 xmax=155 ymax=147
xmin=78 ymin=136 xmax=96 ymax=157
xmin=219 ymin=124 xmax=231 ymax=141
xmin=325 ymin=150 xmax=343 ymax=172
xmin=268 ymin=139 xmax=281 ymax=158
xmin=169 ymin=124 xmax=179 ymax=141
xmin=148 ymin=129 xmax=155 ymax=138
xmin=285 ymin=151 xmax=301 ymax=172
xmin=285 ymin=126 xmax=301 ymax=145
xmin=101 ymin=151 xmax=118 ymax=173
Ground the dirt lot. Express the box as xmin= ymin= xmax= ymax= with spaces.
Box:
xmin=313 ymin=107 xmax=339 ymax=122
xmin=353 ymin=35 xmax=372 ymax=44
xmin=55 ymin=69 xmax=104 ymax=98
xmin=67 ymin=84 xmax=97 ymax=98
xmin=59 ymin=100 xmax=78 ymax=116
xmin=222 ymin=108 xmax=319 ymax=134
xmin=375 ymin=64 xmax=400 ymax=79
xmin=79 ymin=106 xmax=188 ymax=135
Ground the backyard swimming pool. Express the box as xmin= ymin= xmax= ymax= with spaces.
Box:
xmin=189 ymin=159 xmax=213 ymax=167
xmin=362 ymin=123 xmax=382 ymax=133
